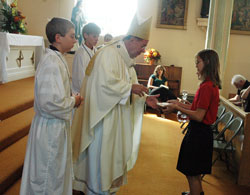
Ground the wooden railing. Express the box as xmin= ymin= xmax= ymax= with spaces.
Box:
xmin=219 ymin=96 xmax=250 ymax=186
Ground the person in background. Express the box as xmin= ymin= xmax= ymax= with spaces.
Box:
xmin=97 ymin=33 xmax=113 ymax=49
xmin=229 ymin=74 xmax=250 ymax=108
xmin=71 ymin=0 xmax=86 ymax=45
xmin=20 ymin=17 xmax=83 ymax=195
xmin=71 ymin=14 xmax=159 ymax=194
xmin=163 ymin=49 xmax=221 ymax=195
xmin=147 ymin=65 xmax=176 ymax=104
xmin=71 ymin=23 xmax=101 ymax=94
xmin=147 ymin=65 xmax=168 ymax=90
xmin=240 ymin=85 xmax=250 ymax=112
xmin=104 ymin=33 xmax=113 ymax=42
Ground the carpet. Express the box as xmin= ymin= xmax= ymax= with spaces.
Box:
xmin=118 ymin=114 xmax=250 ymax=195
xmin=0 ymin=77 xmax=34 ymax=120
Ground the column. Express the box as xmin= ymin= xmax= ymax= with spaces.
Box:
xmin=205 ymin=0 xmax=234 ymax=92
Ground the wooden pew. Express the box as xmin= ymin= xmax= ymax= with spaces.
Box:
xmin=219 ymin=96 xmax=250 ymax=186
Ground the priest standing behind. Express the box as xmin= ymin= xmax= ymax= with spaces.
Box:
xmin=71 ymin=14 xmax=159 ymax=194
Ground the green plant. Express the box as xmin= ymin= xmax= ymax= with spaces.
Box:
xmin=0 ymin=0 xmax=27 ymax=33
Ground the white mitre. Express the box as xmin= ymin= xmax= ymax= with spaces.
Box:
xmin=127 ymin=14 xmax=152 ymax=41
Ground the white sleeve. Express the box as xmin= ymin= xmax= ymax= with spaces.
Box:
xmin=72 ymin=50 xmax=86 ymax=93
xmin=119 ymin=90 xmax=131 ymax=105
xmin=36 ymin=56 xmax=75 ymax=120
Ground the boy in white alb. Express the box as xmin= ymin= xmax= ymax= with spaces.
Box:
xmin=20 ymin=17 xmax=83 ymax=195
xmin=72 ymin=23 xmax=101 ymax=94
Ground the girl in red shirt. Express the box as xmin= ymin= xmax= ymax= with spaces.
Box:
xmin=165 ymin=49 xmax=221 ymax=195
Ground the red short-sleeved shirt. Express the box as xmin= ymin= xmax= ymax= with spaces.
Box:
xmin=191 ymin=80 xmax=219 ymax=125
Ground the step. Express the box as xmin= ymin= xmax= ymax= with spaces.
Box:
xmin=0 ymin=77 xmax=34 ymax=121
xmin=0 ymin=135 xmax=28 ymax=194
xmin=4 ymin=178 xmax=21 ymax=195
xmin=0 ymin=107 xmax=34 ymax=152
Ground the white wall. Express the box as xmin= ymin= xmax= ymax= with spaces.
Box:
xmin=223 ymin=34 xmax=250 ymax=97
xmin=136 ymin=0 xmax=206 ymax=94
xmin=18 ymin=0 xmax=250 ymax=97
xmin=18 ymin=0 xmax=74 ymax=37
xmin=137 ymin=0 xmax=250 ymax=96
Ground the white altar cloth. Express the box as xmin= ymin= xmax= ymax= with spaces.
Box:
xmin=0 ymin=32 xmax=45 ymax=83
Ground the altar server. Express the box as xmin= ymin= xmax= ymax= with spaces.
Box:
xmin=72 ymin=22 xmax=101 ymax=94
xmin=20 ymin=17 xmax=83 ymax=195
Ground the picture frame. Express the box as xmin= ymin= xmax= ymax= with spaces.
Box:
xmin=231 ymin=0 xmax=250 ymax=35
xmin=157 ymin=0 xmax=189 ymax=30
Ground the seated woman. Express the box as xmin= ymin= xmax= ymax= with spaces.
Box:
xmin=148 ymin=65 xmax=175 ymax=102
xmin=147 ymin=65 xmax=168 ymax=90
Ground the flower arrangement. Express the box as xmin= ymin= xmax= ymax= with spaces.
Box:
xmin=144 ymin=48 xmax=161 ymax=64
xmin=0 ymin=0 xmax=27 ymax=34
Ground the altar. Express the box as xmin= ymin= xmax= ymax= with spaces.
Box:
xmin=0 ymin=32 xmax=45 ymax=83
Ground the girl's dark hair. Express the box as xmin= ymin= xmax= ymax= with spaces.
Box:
xmin=197 ymin=49 xmax=222 ymax=89
xmin=46 ymin=17 xmax=74 ymax=43
xmin=153 ymin=65 xmax=166 ymax=78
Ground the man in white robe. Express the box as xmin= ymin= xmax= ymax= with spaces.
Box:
xmin=20 ymin=18 xmax=83 ymax=195
xmin=71 ymin=15 xmax=158 ymax=194
xmin=72 ymin=23 xmax=101 ymax=94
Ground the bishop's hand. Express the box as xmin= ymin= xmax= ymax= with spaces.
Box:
xmin=131 ymin=84 xmax=149 ymax=97
xmin=146 ymin=94 xmax=160 ymax=109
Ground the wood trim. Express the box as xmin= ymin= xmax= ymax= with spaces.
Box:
xmin=238 ymin=113 xmax=250 ymax=186
xmin=220 ymin=96 xmax=246 ymax=118
xmin=219 ymin=96 xmax=250 ymax=186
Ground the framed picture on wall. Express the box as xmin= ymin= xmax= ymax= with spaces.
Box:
xmin=156 ymin=0 xmax=189 ymax=30
xmin=231 ymin=0 xmax=250 ymax=35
